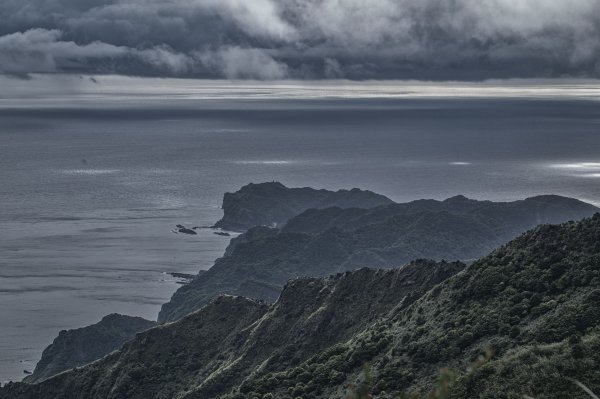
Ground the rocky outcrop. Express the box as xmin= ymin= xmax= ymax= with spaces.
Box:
xmin=174 ymin=225 xmax=197 ymax=235
xmin=159 ymin=194 xmax=598 ymax=323
xmin=22 ymin=314 xmax=155 ymax=384
xmin=213 ymin=182 xmax=393 ymax=231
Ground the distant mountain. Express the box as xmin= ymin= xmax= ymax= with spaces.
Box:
xmin=283 ymin=194 xmax=598 ymax=235
xmin=22 ymin=314 xmax=155 ymax=384
xmin=213 ymin=182 xmax=393 ymax=231
xmin=4 ymin=215 xmax=600 ymax=398
xmin=159 ymin=194 xmax=598 ymax=322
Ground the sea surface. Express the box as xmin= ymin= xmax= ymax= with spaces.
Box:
xmin=1 ymin=78 xmax=600 ymax=382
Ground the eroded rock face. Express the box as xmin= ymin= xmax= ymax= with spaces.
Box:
xmin=213 ymin=182 xmax=393 ymax=231
xmin=23 ymin=314 xmax=156 ymax=384
xmin=159 ymin=193 xmax=598 ymax=323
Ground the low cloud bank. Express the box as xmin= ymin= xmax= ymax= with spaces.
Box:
xmin=0 ymin=0 xmax=599 ymax=79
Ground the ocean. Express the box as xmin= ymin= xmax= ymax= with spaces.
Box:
xmin=1 ymin=78 xmax=600 ymax=382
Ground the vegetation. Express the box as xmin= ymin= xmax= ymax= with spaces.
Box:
xmin=4 ymin=212 xmax=600 ymax=399
xmin=213 ymin=215 xmax=600 ymax=399
xmin=160 ymin=193 xmax=597 ymax=322
xmin=0 ymin=261 xmax=462 ymax=399
xmin=345 ymin=350 xmax=600 ymax=399
xmin=23 ymin=314 xmax=155 ymax=383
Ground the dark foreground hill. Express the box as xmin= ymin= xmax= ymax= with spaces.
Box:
xmin=3 ymin=215 xmax=600 ymax=398
xmin=159 ymin=194 xmax=597 ymax=322
xmin=23 ymin=315 xmax=155 ymax=384
xmin=0 ymin=260 xmax=464 ymax=399
xmin=213 ymin=182 xmax=393 ymax=231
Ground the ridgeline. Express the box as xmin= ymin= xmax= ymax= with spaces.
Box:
xmin=3 ymin=215 xmax=600 ymax=398
xmin=160 ymin=192 xmax=597 ymax=322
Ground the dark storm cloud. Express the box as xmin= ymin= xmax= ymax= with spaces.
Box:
xmin=0 ymin=0 xmax=599 ymax=79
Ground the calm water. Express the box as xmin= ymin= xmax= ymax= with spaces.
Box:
xmin=2 ymin=84 xmax=600 ymax=382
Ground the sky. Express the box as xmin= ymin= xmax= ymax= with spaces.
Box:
xmin=0 ymin=0 xmax=599 ymax=80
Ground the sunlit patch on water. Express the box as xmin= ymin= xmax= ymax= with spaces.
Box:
xmin=149 ymin=194 xmax=187 ymax=209
xmin=55 ymin=169 xmax=121 ymax=176
xmin=230 ymin=160 xmax=345 ymax=166
xmin=232 ymin=160 xmax=297 ymax=165
xmin=211 ymin=129 xmax=253 ymax=133
xmin=450 ymin=161 xmax=472 ymax=165
xmin=550 ymin=162 xmax=600 ymax=170
xmin=547 ymin=162 xmax=600 ymax=178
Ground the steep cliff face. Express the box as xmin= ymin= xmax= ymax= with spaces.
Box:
xmin=23 ymin=315 xmax=156 ymax=384
xmin=159 ymin=194 xmax=598 ymax=323
xmin=213 ymin=182 xmax=393 ymax=231
xmin=0 ymin=261 xmax=463 ymax=399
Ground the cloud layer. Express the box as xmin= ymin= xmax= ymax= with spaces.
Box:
xmin=1 ymin=0 xmax=599 ymax=79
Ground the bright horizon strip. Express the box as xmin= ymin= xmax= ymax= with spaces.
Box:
xmin=2 ymin=74 xmax=600 ymax=102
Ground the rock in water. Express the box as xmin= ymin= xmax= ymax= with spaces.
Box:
xmin=176 ymin=225 xmax=197 ymax=235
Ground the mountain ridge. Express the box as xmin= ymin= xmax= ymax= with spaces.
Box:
xmin=3 ymin=215 xmax=600 ymax=398
xmin=9 ymin=184 xmax=599 ymax=389
xmin=159 ymin=192 xmax=598 ymax=322
xmin=215 ymin=214 xmax=600 ymax=399
xmin=0 ymin=260 xmax=465 ymax=399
